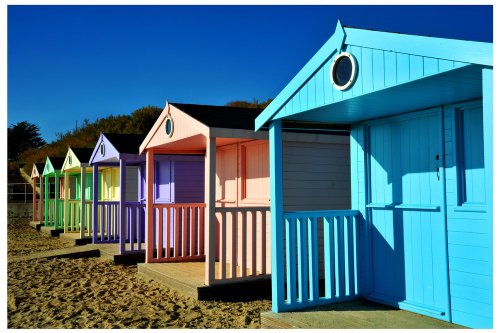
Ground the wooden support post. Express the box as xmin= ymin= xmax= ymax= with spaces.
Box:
xmin=44 ymin=175 xmax=49 ymax=225
xmin=54 ymin=173 xmax=60 ymax=228
xmin=145 ymin=150 xmax=155 ymax=262
xmin=80 ymin=167 xmax=87 ymax=238
xmin=92 ymin=164 xmax=99 ymax=244
xmin=270 ymin=120 xmax=284 ymax=312
xmin=119 ymin=159 xmax=127 ymax=254
xmin=64 ymin=172 xmax=69 ymax=232
xmin=39 ymin=176 xmax=44 ymax=223
xmin=204 ymin=137 xmax=216 ymax=285
xmin=32 ymin=177 xmax=36 ymax=221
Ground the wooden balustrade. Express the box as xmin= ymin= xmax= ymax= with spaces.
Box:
xmin=95 ymin=201 xmax=119 ymax=242
xmin=211 ymin=206 xmax=270 ymax=284
xmin=149 ymin=203 xmax=206 ymax=262
xmin=276 ymin=210 xmax=360 ymax=311
xmin=122 ymin=202 xmax=146 ymax=253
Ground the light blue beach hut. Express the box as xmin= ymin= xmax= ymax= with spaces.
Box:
xmin=255 ymin=21 xmax=493 ymax=328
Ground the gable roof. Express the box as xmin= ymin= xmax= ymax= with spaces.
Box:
xmin=103 ymin=133 xmax=146 ymax=154
xmin=255 ymin=20 xmax=493 ymax=129
xmin=140 ymin=102 xmax=264 ymax=153
xmin=43 ymin=156 xmax=65 ymax=176
xmin=71 ymin=147 xmax=94 ymax=162
xmin=31 ymin=162 xmax=45 ymax=178
xmin=171 ymin=103 xmax=263 ymax=130
xmin=62 ymin=147 xmax=95 ymax=171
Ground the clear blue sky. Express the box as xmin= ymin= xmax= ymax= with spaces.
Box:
xmin=8 ymin=5 xmax=493 ymax=143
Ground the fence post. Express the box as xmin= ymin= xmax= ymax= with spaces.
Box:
xmin=204 ymin=137 xmax=216 ymax=285
xmin=145 ymin=150 xmax=154 ymax=262
xmin=92 ymin=163 xmax=99 ymax=244
xmin=80 ymin=166 xmax=87 ymax=238
xmin=270 ymin=120 xmax=284 ymax=312
xmin=119 ymin=159 xmax=127 ymax=254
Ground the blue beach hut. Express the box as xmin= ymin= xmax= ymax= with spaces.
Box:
xmin=255 ymin=21 xmax=493 ymax=328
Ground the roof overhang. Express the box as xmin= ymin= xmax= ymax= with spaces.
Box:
xmin=286 ymin=64 xmax=485 ymax=124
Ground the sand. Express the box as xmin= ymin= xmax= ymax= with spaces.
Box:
xmin=7 ymin=218 xmax=271 ymax=329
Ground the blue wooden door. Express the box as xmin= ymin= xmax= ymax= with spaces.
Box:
xmin=367 ymin=109 xmax=450 ymax=321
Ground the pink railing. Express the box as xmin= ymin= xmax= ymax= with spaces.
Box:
xmin=212 ymin=206 xmax=270 ymax=283
xmin=149 ymin=203 xmax=206 ymax=262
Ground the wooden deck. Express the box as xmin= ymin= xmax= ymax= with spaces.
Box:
xmin=58 ymin=232 xmax=93 ymax=245
xmin=40 ymin=225 xmax=64 ymax=237
xmin=29 ymin=221 xmax=44 ymax=230
xmin=138 ymin=262 xmax=271 ymax=301
xmin=260 ymin=300 xmax=465 ymax=329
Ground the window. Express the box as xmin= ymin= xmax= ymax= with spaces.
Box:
xmin=455 ymin=104 xmax=485 ymax=206
xmin=165 ymin=116 xmax=174 ymax=138
xmin=330 ymin=52 xmax=357 ymax=91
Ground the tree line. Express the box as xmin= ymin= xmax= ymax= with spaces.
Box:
xmin=9 ymin=99 xmax=271 ymax=174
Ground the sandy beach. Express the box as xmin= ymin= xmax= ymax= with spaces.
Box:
xmin=7 ymin=218 xmax=271 ymax=329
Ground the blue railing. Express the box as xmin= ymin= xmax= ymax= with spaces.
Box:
xmin=276 ymin=210 xmax=361 ymax=311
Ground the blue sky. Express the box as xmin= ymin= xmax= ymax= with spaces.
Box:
xmin=7 ymin=5 xmax=493 ymax=143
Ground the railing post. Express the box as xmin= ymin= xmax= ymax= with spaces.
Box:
xmin=270 ymin=119 xmax=284 ymax=312
xmin=204 ymin=137 xmax=216 ymax=285
xmin=44 ymin=175 xmax=49 ymax=225
xmin=80 ymin=166 xmax=87 ymax=238
xmin=92 ymin=163 xmax=99 ymax=244
xmin=32 ymin=177 xmax=36 ymax=221
xmin=119 ymin=159 xmax=127 ymax=254
xmin=145 ymin=150 xmax=155 ymax=262
xmin=64 ymin=172 xmax=69 ymax=233
xmin=55 ymin=173 xmax=60 ymax=228
xmin=39 ymin=176 xmax=44 ymax=223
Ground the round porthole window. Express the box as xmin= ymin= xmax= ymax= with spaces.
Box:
xmin=165 ymin=116 xmax=174 ymax=138
xmin=100 ymin=142 xmax=105 ymax=157
xmin=330 ymin=52 xmax=357 ymax=91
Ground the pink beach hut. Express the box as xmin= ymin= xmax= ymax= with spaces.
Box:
xmin=30 ymin=162 xmax=45 ymax=225
xmin=138 ymin=102 xmax=351 ymax=297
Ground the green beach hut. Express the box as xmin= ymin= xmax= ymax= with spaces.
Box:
xmin=42 ymin=156 xmax=66 ymax=231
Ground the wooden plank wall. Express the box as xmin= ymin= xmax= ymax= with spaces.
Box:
xmin=443 ymin=99 xmax=492 ymax=328
xmin=275 ymin=44 xmax=469 ymax=120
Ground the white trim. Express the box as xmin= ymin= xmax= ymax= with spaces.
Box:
xmin=330 ymin=52 xmax=357 ymax=91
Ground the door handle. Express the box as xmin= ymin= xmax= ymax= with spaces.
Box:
xmin=436 ymin=154 xmax=440 ymax=181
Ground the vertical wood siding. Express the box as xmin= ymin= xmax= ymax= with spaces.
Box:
xmin=125 ymin=166 xmax=139 ymax=202
xmin=444 ymin=100 xmax=492 ymax=328
xmin=275 ymin=45 xmax=469 ymax=120
xmin=174 ymin=160 xmax=204 ymax=203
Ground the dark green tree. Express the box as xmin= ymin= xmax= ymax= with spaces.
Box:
xmin=8 ymin=121 xmax=46 ymax=161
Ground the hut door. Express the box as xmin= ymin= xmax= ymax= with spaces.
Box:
xmin=367 ymin=109 xmax=450 ymax=320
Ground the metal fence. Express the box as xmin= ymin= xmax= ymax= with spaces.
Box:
xmin=8 ymin=183 xmax=34 ymax=203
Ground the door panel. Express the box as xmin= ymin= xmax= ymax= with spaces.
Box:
xmin=367 ymin=109 xmax=449 ymax=320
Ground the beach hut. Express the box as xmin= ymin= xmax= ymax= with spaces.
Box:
xmin=61 ymin=147 xmax=99 ymax=241
xmin=89 ymin=133 xmax=146 ymax=255
xmin=254 ymin=21 xmax=493 ymax=328
xmin=138 ymin=102 xmax=351 ymax=295
xmin=30 ymin=162 xmax=45 ymax=224
xmin=41 ymin=156 xmax=67 ymax=231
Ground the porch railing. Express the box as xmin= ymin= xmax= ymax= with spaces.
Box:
xmin=211 ymin=206 xmax=271 ymax=284
xmin=45 ymin=198 xmax=64 ymax=228
xmin=277 ymin=210 xmax=361 ymax=311
xmin=121 ymin=202 xmax=146 ymax=253
xmin=34 ymin=198 xmax=41 ymax=221
xmin=94 ymin=201 xmax=119 ymax=243
xmin=66 ymin=200 xmax=93 ymax=236
xmin=149 ymin=203 xmax=206 ymax=262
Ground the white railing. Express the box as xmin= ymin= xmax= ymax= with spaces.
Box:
xmin=94 ymin=201 xmax=119 ymax=243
